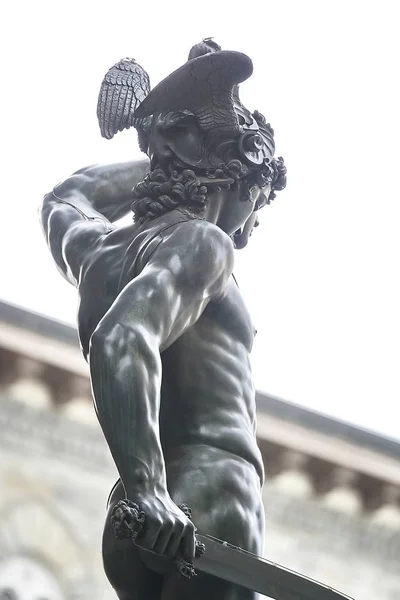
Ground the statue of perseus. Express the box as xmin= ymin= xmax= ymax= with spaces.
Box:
xmin=39 ymin=39 xmax=351 ymax=600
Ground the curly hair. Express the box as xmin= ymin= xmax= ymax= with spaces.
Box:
xmin=131 ymin=157 xmax=286 ymax=222
xmin=131 ymin=167 xmax=207 ymax=222
xmin=131 ymin=159 xmax=247 ymax=222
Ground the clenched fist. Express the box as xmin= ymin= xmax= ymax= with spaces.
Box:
xmin=111 ymin=492 xmax=197 ymax=561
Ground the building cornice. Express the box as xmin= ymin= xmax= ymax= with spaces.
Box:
xmin=1 ymin=299 xmax=398 ymax=459
xmin=257 ymin=411 xmax=400 ymax=485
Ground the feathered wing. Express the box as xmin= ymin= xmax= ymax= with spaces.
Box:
xmin=97 ymin=58 xmax=150 ymax=140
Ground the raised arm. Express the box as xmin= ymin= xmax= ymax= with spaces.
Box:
xmin=51 ymin=157 xmax=150 ymax=222
xmin=89 ymin=220 xmax=234 ymax=560
xmin=39 ymin=158 xmax=150 ymax=284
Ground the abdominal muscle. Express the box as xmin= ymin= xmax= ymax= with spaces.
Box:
xmin=159 ymin=312 xmax=264 ymax=486
xmin=159 ymin=318 xmax=265 ymax=549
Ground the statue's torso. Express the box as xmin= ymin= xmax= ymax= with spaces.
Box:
xmin=77 ymin=210 xmax=264 ymax=482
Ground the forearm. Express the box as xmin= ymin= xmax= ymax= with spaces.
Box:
xmin=53 ymin=157 xmax=150 ymax=222
xmin=89 ymin=326 xmax=167 ymax=498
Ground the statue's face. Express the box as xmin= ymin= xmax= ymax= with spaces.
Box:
xmin=224 ymin=182 xmax=272 ymax=247
xmin=146 ymin=109 xmax=277 ymax=246
xmin=148 ymin=111 xmax=236 ymax=171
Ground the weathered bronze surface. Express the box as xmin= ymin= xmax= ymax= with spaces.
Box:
xmin=38 ymin=39 xmax=353 ymax=600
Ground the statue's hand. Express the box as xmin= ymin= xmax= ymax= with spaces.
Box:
xmin=112 ymin=492 xmax=196 ymax=562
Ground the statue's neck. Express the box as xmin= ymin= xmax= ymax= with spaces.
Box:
xmin=202 ymin=191 xmax=225 ymax=229
xmin=203 ymin=186 xmax=252 ymax=237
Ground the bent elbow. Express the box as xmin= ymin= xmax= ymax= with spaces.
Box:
xmin=89 ymin=323 xmax=125 ymax=361
xmin=89 ymin=322 xmax=159 ymax=371
xmin=38 ymin=192 xmax=54 ymax=222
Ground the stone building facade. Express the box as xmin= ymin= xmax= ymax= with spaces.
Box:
xmin=0 ymin=300 xmax=399 ymax=600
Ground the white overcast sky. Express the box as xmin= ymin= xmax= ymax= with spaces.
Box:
xmin=1 ymin=1 xmax=399 ymax=439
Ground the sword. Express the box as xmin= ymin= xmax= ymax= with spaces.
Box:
xmin=195 ymin=533 xmax=353 ymax=600
xmin=111 ymin=500 xmax=354 ymax=600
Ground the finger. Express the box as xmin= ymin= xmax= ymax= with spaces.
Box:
xmin=180 ymin=525 xmax=196 ymax=561
xmin=164 ymin=523 xmax=185 ymax=559
xmin=152 ymin=522 xmax=174 ymax=556
xmin=135 ymin=518 xmax=162 ymax=551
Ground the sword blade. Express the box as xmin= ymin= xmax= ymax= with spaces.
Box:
xmin=194 ymin=534 xmax=354 ymax=600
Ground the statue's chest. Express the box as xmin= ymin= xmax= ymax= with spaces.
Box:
xmin=204 ymin=277 xmax=256 ymax=352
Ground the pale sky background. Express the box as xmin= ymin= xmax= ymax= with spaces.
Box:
xmin=1 ymin=1 xmax=399 ymax=439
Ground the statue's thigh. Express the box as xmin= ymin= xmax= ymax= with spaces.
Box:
xmin=164 ymin=450 xmax=263 ymax=600
xmin=102 ymin=480 xmax=163 ymax=600
xmin=166 ymin=448 xmax=264 ymax=552
xmin=162 ymin=568 xmax=258 ymax=600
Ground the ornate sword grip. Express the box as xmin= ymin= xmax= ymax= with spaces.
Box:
xmin=110 ymin=499 xmax=146 ymax=540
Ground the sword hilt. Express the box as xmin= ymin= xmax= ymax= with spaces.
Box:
xmin=111 ymin=499 xmax=145 ymax=539
xmin=110 ymin=500 xmax=205 ymax=578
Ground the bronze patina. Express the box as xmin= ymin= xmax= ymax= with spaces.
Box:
xmin=40 ymin=39 xmax=351 ymax=600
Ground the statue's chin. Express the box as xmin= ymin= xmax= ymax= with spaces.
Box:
xmin=233 ymin=228 xmax=250 ymax=249
xmin=233 ymin=212 xmax=259 ymax=249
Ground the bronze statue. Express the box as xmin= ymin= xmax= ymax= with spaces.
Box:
xmin=39 ymin=40 xmax=350 ymax=600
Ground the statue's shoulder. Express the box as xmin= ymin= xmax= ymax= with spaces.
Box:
xmin=156 ymin=214 xmax=233 ymax=257
xmin=143 ymin=215 xmax=234 ymax=287
xmin=125 ymin=212 xmax=234 ymax=289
